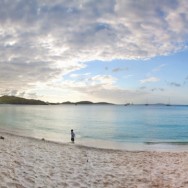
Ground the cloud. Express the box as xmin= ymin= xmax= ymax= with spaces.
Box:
xmin=1 ymin=0 xmax=188 ymax=63
xmin=60 ymin=78 xmax=148 ymax=104
xmin=0 ymin=89 xmax=18 ymax=96
xmin=140 ymin=77 xmax=160 ymax=84
xmin=64 ymin=74 xmax=117 ymax=88
xmin=139 ymin=86 xmax=164 ymax=92
xmin=151 ymin=88 xmax=164 ymax=92
xmin=75 ymin=86 xmax=147 ymax=104
xmin=124 ymin=74 xmax=134 ymax=79
xmin=152 ymin=64 xmax=166 ymax=72
xmin=169 ymin=82 xmax=181 ymax=87
xmin=27 ymin=92 xmax=38 ymax=99
xmin=0 ymin=89 xmax=26 ymax=98
xmin=47 ymin=73 xmax=146 ymax=103
xmin=112 ymin=67 xmax=129 ymax=73
xmin=140 ymin=86 xmax=146 ymax=90
xmin=0 ymin=0 xmax=188 ymax=98
xmin=69 ymin=73 xmax=91 ymax=78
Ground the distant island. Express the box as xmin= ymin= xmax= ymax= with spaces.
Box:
xmin=0 ymin=96 xmax=47 ymax=105
xmin=62 ymin=101 xmax=114 ymax=105
xmin=0 ymin=96 xmax=114 ymax=105
xmin=0 ymin=95 xmax=184 ymax=106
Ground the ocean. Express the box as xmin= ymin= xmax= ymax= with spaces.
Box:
xmin=0 ymin=104 xmax=188 ymax=151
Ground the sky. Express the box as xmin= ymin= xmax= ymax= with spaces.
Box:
xmin=0 ymin=0 xmax=188 ymax=104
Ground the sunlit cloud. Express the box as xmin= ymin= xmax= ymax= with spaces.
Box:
xmin=152 ymin=64 xmax=166 ymax=72
xmin=0 ymin=0 xmax=188 ymax=103
xmin=140 ymin=77 xmax=160 ymax=84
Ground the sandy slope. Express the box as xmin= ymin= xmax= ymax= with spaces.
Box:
xmin=1 ymin=133 xmax=188 ymax=188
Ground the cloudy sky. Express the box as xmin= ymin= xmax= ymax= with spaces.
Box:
xmin=0 ymin=0 xmax=188 ymax=104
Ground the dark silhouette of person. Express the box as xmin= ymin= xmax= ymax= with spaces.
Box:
xmin=71 ymin=129 xmax=75 ymax=143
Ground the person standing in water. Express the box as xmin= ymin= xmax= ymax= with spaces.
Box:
xmin=71 ymin=129 xmax=75 ymax=143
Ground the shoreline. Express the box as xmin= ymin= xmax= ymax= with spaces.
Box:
xmin=2 ymin=130 xmax=188 ymax=152
xmin=1 ymin=132 xmax=188 ymax=187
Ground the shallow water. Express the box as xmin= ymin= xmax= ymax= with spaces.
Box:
xmin=0 ymin=104 xmax=188 ymax=150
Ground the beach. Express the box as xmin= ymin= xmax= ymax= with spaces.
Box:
xmin=1 ymin=133 xmax=188 ymax=187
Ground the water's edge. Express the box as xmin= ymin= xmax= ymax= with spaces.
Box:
xmin=1 ymin=129 xmax=188 ymax=152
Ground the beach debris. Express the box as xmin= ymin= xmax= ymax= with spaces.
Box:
xmin=41 ymin=138 xmax=45 ymax=141
xmin=0 ymin=136 xmax=5 ymax=140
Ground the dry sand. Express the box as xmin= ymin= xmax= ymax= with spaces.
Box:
xmin=1 ymin=133 xmax=188 ymax=188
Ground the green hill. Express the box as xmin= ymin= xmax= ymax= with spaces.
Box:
xmin=61 ymin=101 xmax=114 ymax=105
xmin=95 ymin=102 xmax=114 ymax=105
xmin=0 ymin=96 xmax=47 ymax=105
xmin=75 ymin=101 xmax=93 ymax=105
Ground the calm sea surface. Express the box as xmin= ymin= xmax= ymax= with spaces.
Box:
xmin=1 ymin=104 xmax=188 ymax=150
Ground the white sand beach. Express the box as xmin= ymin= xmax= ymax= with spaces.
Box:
xmin=1 ymin=133 xmax=188 ymax=188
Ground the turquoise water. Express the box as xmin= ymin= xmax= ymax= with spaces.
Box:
xmin=0 ymin=104 xmax=188 ymax=150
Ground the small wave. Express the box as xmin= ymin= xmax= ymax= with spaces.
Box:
xmin=145 ymin=141 xmax=188 ymax=145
